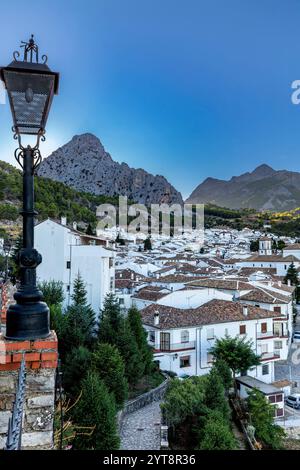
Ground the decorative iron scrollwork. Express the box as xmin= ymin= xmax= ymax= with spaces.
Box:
xmin=12 ymin=34 xmax=48 ymax=65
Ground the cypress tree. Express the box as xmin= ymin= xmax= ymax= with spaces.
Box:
xmin=127 ymin=306 xmax=153 ymax=375
xmin=72 ymin=371 xmax=120 ymax=450
xmin=63 ymin=346 xmax=91 ymax=399
xmin=98 ymin=293 xmax=124 ymax=343
xmin=91 ymin=343 xmax=128 ymax=408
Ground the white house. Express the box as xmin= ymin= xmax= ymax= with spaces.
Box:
xmin=141 ymin=299 xmax=283 ymax=384
xmin=236 ymin=376 xmax=285 ymax=419
xmin=35 ymin=218 xmax=115 ymax=315
xmin=235 ymin=236 xmax=300 ymax=276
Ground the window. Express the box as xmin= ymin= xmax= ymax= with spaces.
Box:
xmin=284 ymin=265 xmax=287 ymax=270
xmin=255 ymin=304 xmax=260 ymax=308
xmin=119 ymin=298 xmax=124 ymax=305
xmin=109 ymin=258 xmax=114 ymax=269
xmin=262 ymin=364 xmax=269 ymax=375
xmin=180 ymin=356 xmax=191 ymax=368
xmin=67 ymin=285 xmax=70 ymax=292
xmin=269 ymin=395 xmax=276 ymax=404
xmin=110 ymin=278 xmax=114 ymax=290
xmin=160 ymin=332 xmax=170 ymax=351
xmin=66 ymin=261 xmax=71 ymax=269
xmin=261 ymin=344 xmax=268 ymax=354
xmin=240 ymin=325 xmax=246 ymax=335
xmin=274 ymin=306 xmax=281 ymax=314
xmin=207 ymin=328 xmax=214 ymax=340
xmin=149 ymin=331 xmax=155 ymax=343
xmin=274 ymin=341 xmax=282 ymax=349
xmin=181 ymin=330 xmax=189 ymax=343
xmin=276 ymin=408 xmax=284 ymax=417
xmin=276 ymin=394 xmax=283 ymax=403
xmin=261 ymin=323 xmax=267 ymax=333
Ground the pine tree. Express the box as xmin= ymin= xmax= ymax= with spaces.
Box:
xmin=98 ymin=293 xmax=124 ymax=344
xmin=91 ymin=343 xmax=128 ymax=408
xmin=72 ymin=272 xmax=88 ymax=305
xmin=204 ymin=369 xmax=230 ymax=419
xmin=127 ymin=306 xmax=153 ymax=375
xmin=59 ymin=273 xmax=96 ymax=359
xmin=63 ymin=346 xmax=92 ymax=399
xmin=72 ymin=371 xmax=120 ymax=450
xmin=118 ymin=318 xmax=144 ymax=384
xmin=284 ymin=262 xmax=299 ymax=286
xmin=98 ymin=294 xmax=145 ymax=385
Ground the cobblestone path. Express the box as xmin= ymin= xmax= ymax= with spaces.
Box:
xmin=120 ymin=401 xmax=162 ymax=450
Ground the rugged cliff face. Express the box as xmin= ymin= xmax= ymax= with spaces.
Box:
xmin=37 ymin=133 xmax=183 ymax=206
xmin=186 ymin=164 xmax=300 ymax=211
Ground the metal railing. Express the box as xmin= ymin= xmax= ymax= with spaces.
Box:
xmin=257 ymin=331 xmax=274 ymax=339
xmin=5 ymin=357 xmax=26 ymax=450
xmin=154 ymin=341 xmax=196 ymax=352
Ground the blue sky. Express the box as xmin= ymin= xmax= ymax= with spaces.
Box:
xmin=0 ymin=0 xmax=300 ymax=198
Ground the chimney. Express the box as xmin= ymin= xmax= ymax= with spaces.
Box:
xmin=278 ymin=280 xmax=282 ymax=287
xmin=287 ymin=279 xmax=291 ymax=287
xmin=61 ymin=216 xmax=67 ymax=226
xmin=154 ymin=311 xmax=160 ymax=326
xmin=73 ymin=221 xmax=77 ymax=231
xmin=242 ymin=305 xmax=248 ymax=317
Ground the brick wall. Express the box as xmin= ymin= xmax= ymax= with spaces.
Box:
xmin=0 ymin=331 xmax=58 ymax=449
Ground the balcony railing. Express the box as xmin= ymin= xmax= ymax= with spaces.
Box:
xmin=260 ymin=351 xmax=280 ymax=361
xmin=154 ymin=341 xmax=196 ymax=352
xmin=257 ymin=331 xmax=274 ymax=339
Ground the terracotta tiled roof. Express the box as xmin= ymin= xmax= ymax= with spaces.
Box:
xmin=238 ymin=267 xmax=277 ymax=275
xmin=244 ymin=254 xmax=299 ymax=262
xmin=140 ymin=299 xmax=279 ymax=329
xmin=184 ymin=279 xmax=252 ymax=290
xmin=133 ymin=286 xmax=169 ymax=301
xmin=284 ymin=243 xmax=300 ymax=250
xmin=239 ymin=288 xmax=291 ymax=304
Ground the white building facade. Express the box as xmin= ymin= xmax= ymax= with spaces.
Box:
xmin=35 ymin=219 xmax=115 ymax=315
xmin=141 ymin=300 xmax=282 ymax=384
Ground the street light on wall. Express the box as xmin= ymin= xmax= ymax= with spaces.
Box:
xmin=0 ymin=35 xmax=59 ymax=340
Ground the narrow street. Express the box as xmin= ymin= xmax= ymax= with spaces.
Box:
xmin=120 ymin=401 xmax=162 ymax=450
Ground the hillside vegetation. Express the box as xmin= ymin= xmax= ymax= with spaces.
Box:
xmin=0 ymin=160 xmax=119 ymax=236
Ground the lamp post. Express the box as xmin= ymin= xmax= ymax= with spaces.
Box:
xmin=0 ymin=36 xmax=59 ymax=340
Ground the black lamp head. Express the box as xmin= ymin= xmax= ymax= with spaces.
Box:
xmin=0 ymin=35 xmax=59 ymax=138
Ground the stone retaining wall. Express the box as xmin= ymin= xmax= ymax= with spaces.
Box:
xmin=118 ymin=376 xmax=170 ymax=432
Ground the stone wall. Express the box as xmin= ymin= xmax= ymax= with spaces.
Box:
xmin=0 ymin=331 xmax=58 ymax=449
xmin=118 ymin=376 xmax=170 ymax=433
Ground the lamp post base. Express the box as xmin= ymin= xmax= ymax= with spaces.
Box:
xmin=5 ymin=301 xmax=50 ymax=340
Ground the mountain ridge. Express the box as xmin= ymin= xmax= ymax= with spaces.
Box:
xmin=186 ymin=164 xmax=300 ymax=211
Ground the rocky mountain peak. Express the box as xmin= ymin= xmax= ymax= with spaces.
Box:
xmin=37 ymin=133 xmax=183 ymax=205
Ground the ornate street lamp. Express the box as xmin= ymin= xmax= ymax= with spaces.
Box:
xmin=0 ymin=36 xmax=59 ymax=339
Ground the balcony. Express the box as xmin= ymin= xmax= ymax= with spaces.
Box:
xmin=154 ymin=341 xmax=196 ymax=353
xmin=257 ymin=331 xmax=274 ymax=340
xmin=260 ymin=351 xmax=280 ymax=361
